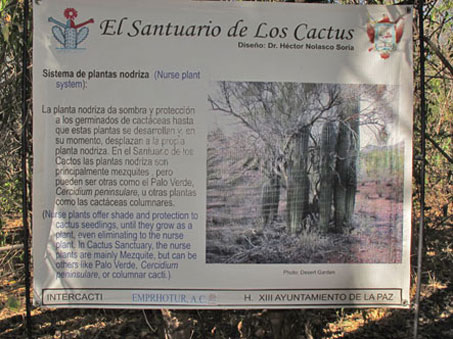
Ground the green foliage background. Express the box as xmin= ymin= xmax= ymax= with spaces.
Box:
xmin=1 ymin=0 xmax=31 ymax=218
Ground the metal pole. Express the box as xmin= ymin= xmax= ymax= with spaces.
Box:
xmin=21 ymin=0 xmax=33 ymax=337
xmin=413 ymin=0 xmax=426 ymax=337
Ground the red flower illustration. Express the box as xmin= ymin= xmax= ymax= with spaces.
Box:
xmin=64 ymin=8 xmax=78 ymax=20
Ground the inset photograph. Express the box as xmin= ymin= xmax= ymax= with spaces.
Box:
xmin=206 ymin=82 xmax=404 ymax=264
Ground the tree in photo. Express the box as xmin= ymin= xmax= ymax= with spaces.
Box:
xmin=208 ymin=82 xmax=396 ymax=236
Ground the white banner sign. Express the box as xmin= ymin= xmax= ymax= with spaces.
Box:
xmin=33 ymin=0 xmax=413 ymax=309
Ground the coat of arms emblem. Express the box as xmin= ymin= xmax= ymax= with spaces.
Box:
xmin=367 ymin=15 xmax=405 ymax=59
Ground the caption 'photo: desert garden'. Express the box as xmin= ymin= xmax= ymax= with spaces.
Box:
xmin=206 ymin=81 xmax=405 ymax=264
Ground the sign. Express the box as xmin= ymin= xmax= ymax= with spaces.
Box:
xmin=33 ymin=0 xmax=413 ymax=309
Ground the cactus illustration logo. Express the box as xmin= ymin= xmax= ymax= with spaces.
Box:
xmin=49 ymin=8 xmax=94 ymax=49
xmin=366 ymin=15 xmax=405 ymax=59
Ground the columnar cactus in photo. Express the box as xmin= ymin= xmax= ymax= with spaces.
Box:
xmin=334 ymin=100 xmax=360 ymax=232
xmin=287 ymin=125 xmax=311 ymax=234
xmin=318 ymin=121 xmax=337 ymax=233
xmin=261 ymin=174 xmax=280 ymax=227
xmin=346 ymin=108 xmax=359 ymax=225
